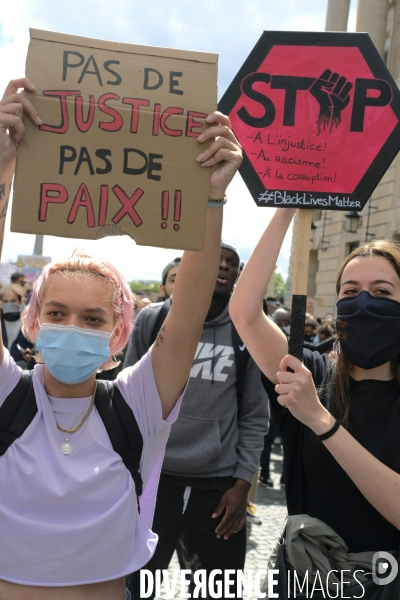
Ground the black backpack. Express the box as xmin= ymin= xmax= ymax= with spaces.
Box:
xmin=149 ymin=298 xmax=250 ymax=402
xmin=0 ymin=372 xmax=143 ymax=510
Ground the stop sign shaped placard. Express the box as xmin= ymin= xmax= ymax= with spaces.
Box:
xmin=219 ymin=32 xmax=400 ymax=210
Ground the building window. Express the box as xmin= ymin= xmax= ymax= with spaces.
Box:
xmin=346 ymin=241 xmax=359 ymax=256
xmin=391 ymin=233 xmax=400 ymax=246
xmin=307 ymin=250 xmax=319 ymax=298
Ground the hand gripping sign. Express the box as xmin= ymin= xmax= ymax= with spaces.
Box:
xmin=11 ymin=30 xmax=218 ymax=251
xmin=219 ymin=31 xmax=400 ymax=359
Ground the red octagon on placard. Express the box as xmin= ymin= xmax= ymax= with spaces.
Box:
xmin=219 ymin=32 xmax=400 ymax=210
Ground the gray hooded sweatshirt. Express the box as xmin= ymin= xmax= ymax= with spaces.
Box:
xmin=124 ymin=301 xmax=269 ymax=484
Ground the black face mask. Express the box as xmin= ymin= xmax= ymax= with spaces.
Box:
xmin=1 ymin=302 xmax=21 ymax=322
xmin=336 ymin=291 xmax=400 ymax=369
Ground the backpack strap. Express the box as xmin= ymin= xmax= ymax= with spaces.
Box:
xmin=231 ymin=322 xmax=250 ymax=405
xmin=0 ymin=373 xmax=144 ymax=510
xmin=94 ymin=380 xmax=144 ymax=511
xmin=0 ymin=371 xmax=37 ymax=457
xmin=149 ymin=298 xmax=172 ymax=347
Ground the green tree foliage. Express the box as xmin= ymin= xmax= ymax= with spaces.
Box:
xmin=274 ymin=272 xmax=286 ymax=300
xmin=129 ymin=281 xmax=160 ymax=294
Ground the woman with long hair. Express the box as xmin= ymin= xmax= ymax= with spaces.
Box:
xmin=230 ymin=208 xmax=400 ymax=592
xmin=0 ymin=78 xmax=242 ymax=600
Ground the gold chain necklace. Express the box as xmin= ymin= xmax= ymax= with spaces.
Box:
xmin=56 ymin=381 xmax=97 ymax=455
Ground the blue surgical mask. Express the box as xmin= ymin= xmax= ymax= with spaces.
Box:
xmin=36 ymin=323 xmax=112 ymax=384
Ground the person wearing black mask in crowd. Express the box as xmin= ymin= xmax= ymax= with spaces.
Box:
xmin=230 ymin=208 xmax=400 ymax=595
xmin=0 ymin=284 xmax=33 ymax=363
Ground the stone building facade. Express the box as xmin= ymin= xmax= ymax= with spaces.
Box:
xmin=286 ymin=0 xmax=400 ymax=317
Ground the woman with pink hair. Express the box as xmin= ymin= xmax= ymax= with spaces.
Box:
xmin=0 ymin=78 xmax=242 ymax=600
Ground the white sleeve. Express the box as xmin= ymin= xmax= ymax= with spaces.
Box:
xmin=115 ymin=346 xmax=183 ymax=439
xmin=0 ymin=348 xmax=23 ymax=408
xmin=115 ymin=346 xmax=186 ymax=529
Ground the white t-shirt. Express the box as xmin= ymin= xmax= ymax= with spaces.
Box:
xmin=0 ymin=347 xmax=182 ymax=586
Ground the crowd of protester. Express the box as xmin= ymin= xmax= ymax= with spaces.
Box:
xmin=2 ymin=76 xmax=400 ymax=600
xmin=0 ymin=272 xmax=33 ymax=366
xmin=0 ymin=77 xmax=243 ymax=600
xmin=0 ymin=251 xmax=342 ymax=595
xmin=5 ymin=229 xmax=397 ymax=600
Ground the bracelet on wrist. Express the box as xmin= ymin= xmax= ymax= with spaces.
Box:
xmin=208 ymin=195 xmax=227 ymax=207
xmin=316 ymin=418 xmax=341 ymax=441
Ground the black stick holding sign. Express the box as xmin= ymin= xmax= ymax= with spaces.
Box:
xmin=288 ymin=210 xmax=312 ymax=361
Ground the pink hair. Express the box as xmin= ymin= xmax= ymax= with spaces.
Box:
xmin=21 ymin=251 xmax=135 ymax=371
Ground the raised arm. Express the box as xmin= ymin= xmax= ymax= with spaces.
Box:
xmin=275 ymin=353 xmax=400 ymax=530
xmin=152 ymin=113 xmax=242 ymax=418
xmin=229 ymin=208 xmax=296 ymax=384
xmin=0 ymin=78 xmax=41 ymax=365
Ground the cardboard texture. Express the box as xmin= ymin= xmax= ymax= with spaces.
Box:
xmin=219 ymin=31 xmax=400 ymax=211
xmin=11 ymin=29 xmax=218 ymax=250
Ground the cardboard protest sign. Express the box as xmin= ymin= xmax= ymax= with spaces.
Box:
xmin=11 ymin=30 xmax=218 ymax=250
xmin=219 ymin=31 xmax=400 ymax=211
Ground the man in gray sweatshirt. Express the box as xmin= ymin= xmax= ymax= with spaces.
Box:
xmin=125 ymin=242 xmax=269 ymax=599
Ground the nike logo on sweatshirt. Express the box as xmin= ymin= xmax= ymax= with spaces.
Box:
xmin=191 ymin=343 xmax=234 ymax=382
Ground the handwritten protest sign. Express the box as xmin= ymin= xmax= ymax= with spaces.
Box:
xmin=219 ymin=31 xmax=400 ymax=211
xmin=220 ymin=31 xmax=400 ymax=360
xmin=11 ymin=30 xmax=218 ymax=250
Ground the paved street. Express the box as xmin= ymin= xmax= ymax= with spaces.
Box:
xmin=243 ymin=443 xmax=287 ymax=586
xmin=156 ymin=443 xmax=287 ymax=599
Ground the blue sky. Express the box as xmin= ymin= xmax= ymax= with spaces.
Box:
xmin=0 ymin=0 xmax=357 ymax=282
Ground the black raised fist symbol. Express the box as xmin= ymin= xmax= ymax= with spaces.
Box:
xmin=309 ymin=69 xmax=353 ymax=135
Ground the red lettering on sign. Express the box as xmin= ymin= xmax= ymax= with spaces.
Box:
xmin=186 ymin=111 xmax=207 ymax=137
xmin=67 ymin=183 xmax=96 ymax=226
xmin=39 ymin=183 xmax=68 ymax=220
xmin=112 ymin=186 xmax=144 ymax=226
xmin=40 ymin=91 xmax=80 ymax=134
xmin=75 ymin=95 xmax=96 ymax=132
xmin=152 ymin=103 xmax=161 ymax=136
xmin=173 ymin=189 xmax=181 ymax=231
xmin=98 ymin=185 xmax=109 ymax=226
xmin=98 ymin=93 xmax=123 ymax=132
xmin=36 ymin=92 xmax=207 ymax=141
xmin=122 ymin=98 xmax=151 ymax=133
xmin=161 ymin=107 xmax=184 ymax=136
